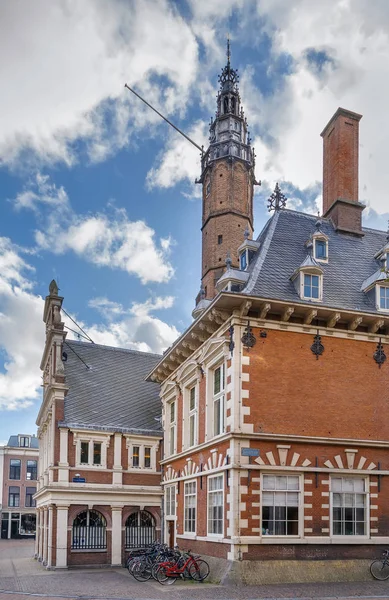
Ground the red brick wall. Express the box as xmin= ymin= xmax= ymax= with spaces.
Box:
xmin=243 ymin=328 xmax=389 ymax=439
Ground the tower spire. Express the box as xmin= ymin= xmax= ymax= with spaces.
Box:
xmin=226 ymin=35 xmax=231 ymax=70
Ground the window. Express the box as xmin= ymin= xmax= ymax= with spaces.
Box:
xmin=331 ymin=477 xmax=367 ymax=536
xmin=184 ymin=481 xmax=197 ymax=533
xmin=188 ymin=386 xmax=197 ymax=448
xmin=132 ymin=446 xmax=140 ymax=468
xmin=165 ymin=485 xmax=176 ymax=517
xmin=240 ymin=251 xmax=247 ymax=270
xmin=144 ymin=447 xmax=151 ymax=469
xmin=26 ymin=460 xmax=37 ymax=481
xmin=9 ymin=459 xmax=21 ymax=480
xmin=125 ymin=511 xmax=155 ymax=548
xmin=303 ymin=273 xmax=320 ymax=299
xmin=19 ymin=436 xmax=30 ymax=447
xmin=213 ymin=364 xmax=225 ymax=437
xmin=25 ymin=487 xmax=36 ymax=508
xmin=93 ymin=443 xmax=101 ymax=465
xmin=262 ymin=475 xmax=300 ymax=536
xmin=8 ymin=486 xmax=20 ymax=508
xmin=380 ymin=286 xmax=389 ymax=310
xmin=168 ymin=401 xmax=176 ymax=456
xmin=80 ymin=442 xmax=89 ymax=464
xmin=218 ymin=235 xmax=223 ymax=245
xmin=206 ymin=181 xmax=211 ymax=196
xmin=315 ymin=239 xmax=327 ymax=260
xmin=20 ymin=514 xmax=36 ymax=536
xmin=72 ymin=510 xmax=107 ymax=550
xmin=208 ymin=475 xmax=224 ymax=535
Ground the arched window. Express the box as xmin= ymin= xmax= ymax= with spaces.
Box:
xmin=230 ymin=96 xmax=236 ymax=114
xmin=223 ymin=96 xmax=229 ymax=114
xmin=72 ymin=510 xmax=106 ymax=550
xmin=125 ymin=510 xmax=156 ymax=548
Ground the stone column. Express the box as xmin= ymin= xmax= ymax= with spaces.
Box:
xmin=43 ymin=508 xmax=48 ymax=565
xmin=39 ymin=508 xmax=44 ymax=561
xmin=56 ymin=505 xmax=69 ymax=568
xmin=34 ymin=510 xmax=40 ymax=558
xmin=112 ymin=433 xmax=123 ymax=486
xmin=111 ymin=506 xmax=123 ymax=566
xmin=47 ymin=506 xmax=53 ymax=568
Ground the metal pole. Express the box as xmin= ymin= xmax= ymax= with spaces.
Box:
xmin=124 ymin=84 xmax=204 ymax=155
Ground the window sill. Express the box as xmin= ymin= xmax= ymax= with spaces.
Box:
xmin=71 ymin=548 xmax=107 ymax=553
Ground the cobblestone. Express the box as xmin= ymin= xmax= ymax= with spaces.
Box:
xmin=1 ymin=540 xmax=389 ymax=600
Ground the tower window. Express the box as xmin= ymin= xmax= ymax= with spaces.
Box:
xmin=206 ymin=182 xmax=211 ymax=196
xmin=218 ymin=235 xmax=223 ymax=245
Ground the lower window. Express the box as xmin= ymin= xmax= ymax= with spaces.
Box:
xmin=262 ymin=475 xmax=300 ymax=535
xmin=184 ymin=480 xmax=196 ymax=533
xmin=331 ymin=477 xmax=367 ymax=536
xmin=208 ymin=475 xmax=224 ymax=535
xmin=72 ymin=509 xmax=107 ymax=550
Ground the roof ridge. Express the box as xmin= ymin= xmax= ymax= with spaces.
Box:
xmin=65 ymin=339 xmax=161 ymax=359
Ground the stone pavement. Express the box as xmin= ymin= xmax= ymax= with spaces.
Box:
xmin=1 ymin=540 xmax=389 ymax=600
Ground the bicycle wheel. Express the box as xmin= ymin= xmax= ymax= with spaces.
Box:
xmin=370 ymin=559 xmax=389 ymax=580
xmin=156 ymin=565 xmax=177 ymax=585
xmin=132 ymin=559 xmax=152 ymax=582
xmin=189 ymin=559 xmax=210 ymax=581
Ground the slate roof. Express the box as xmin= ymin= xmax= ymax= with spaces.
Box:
xmin=62 ymin=341 xmax=162 ymax=435
xmin=243 ymin=209 xmax=388 ymax=314
xmin=7 ymin=435 xmax=39 ymax=448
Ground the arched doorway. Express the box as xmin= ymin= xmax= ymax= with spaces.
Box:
xmin=125 ymin=510 xmax=155 ymax=548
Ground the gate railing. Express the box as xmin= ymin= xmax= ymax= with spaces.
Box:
xmin=72 ymin=525 xmax=107 ymax=549
xmin=125 ymin=525 xmax=155 ymax=548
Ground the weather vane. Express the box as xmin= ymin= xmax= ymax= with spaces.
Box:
xmin=267 ymin=183 xmax=287 ymax=212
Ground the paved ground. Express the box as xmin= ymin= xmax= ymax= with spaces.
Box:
xmin=1 ymin=540 xmax=389 ymax=600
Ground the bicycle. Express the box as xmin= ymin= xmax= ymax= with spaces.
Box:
xmin=156 ymin=550 xmax=210 ymax=585
xmin=370 ymin=550 xmax=389 ymax=580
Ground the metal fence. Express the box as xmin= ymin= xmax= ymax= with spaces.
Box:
xmin=72 ymin=524 xmax=107 ymax=550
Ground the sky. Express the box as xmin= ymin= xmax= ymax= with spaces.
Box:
xmin=1 ymin=0 xmax=389 ymax=442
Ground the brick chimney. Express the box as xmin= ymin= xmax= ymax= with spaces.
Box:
xmin=321 ymin=107 xmax=365 ymax=235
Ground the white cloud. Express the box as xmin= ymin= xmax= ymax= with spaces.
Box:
xmin=14 ymin=173 xmax=174 ymax=285
xmin=0 ymin=0 xmax=198 ymax=168
xmin=0 ymin=240 xmax=179 ymax=411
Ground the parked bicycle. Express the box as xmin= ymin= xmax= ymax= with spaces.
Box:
xmin=370 ymin=550 xmax=389 ymax=580
xmin=155 ymin=549 xmax=210 ymax=585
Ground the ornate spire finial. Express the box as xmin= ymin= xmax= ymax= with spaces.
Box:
xmin=244 ymin=225 xmax=250 ymax=240
xmin=49 ymin=279 xmax=59 ymax=296
xmin=225 ymin=251 xmax=232 ymax=269
xmin=227 ymin=35 xmax=231 ymax=69
xmin=267 ymin=183 xmax=287 ymax=212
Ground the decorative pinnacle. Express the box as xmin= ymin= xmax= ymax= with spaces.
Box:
xmin=387 ymin=220 xmax=389 ymax=241
xmin=244 ymin=225 xmax=250 ymax=240
xmin=225 ymin=251 xmax=232 ymax=269
xmin=227 ymin=35 xmax=231 ymax=69
xmin=200 ymin=286 xmax=206 ymax=300
xmin=267 ymin=183 xmax=287 ymax=212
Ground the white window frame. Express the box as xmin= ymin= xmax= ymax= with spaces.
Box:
xmin=182 ymin=381 xmax=198 ymax=450
xmin=261 ymin=473 xmax=303 ymax=537
xmin=125 ymin=436 xmax=159 ymax=472
xmin=165 ymin=484 xmax=176 ymax=518
xmin=212 ymin=363 xmax=226 ymax=438
xmin=167 ymin=400 xmax=177 ymax=457
xmin=207 ymin=474 xmax=224 ymax=537
xmin=184 ymin=480 xmax=197 ymax=534
xmin=300 ymin=271 xmax=323 ymax=301
xmin=313 ymin=235 xmax=329 ymax=263
xmin=330 ymin=476 xmax=369 ymax=538
xmin=73 ymin=431 xmax=110 ymax=469
xmin=376 ymin=284 xmax=389 ymax=312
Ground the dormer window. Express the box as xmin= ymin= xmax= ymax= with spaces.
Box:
xmin=315 ymin=239 xmax=327 ymax=260
xmin=240 ymin=251 xmax=247 ymax=270
xmin=379 ymin=286 xmax=389 ymax=310
xmin=303 ymin=274 xmax=320 ymax=300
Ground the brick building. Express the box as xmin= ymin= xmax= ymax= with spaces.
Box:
xmin=34 ymin=281 xmax=163 ymax=568
xmin=1 ymin=434 xmax=39 ymax=539
xmin=147 ymin=51 xmax=389 ymax=562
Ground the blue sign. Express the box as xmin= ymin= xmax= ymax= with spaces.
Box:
xmin=72 ymin=476 xmax=86 ymax=483
xmin=241 ymin=448 xmax=260 ymax=457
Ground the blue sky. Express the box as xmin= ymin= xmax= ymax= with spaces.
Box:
xmin=1 ymin=0 xmax=389 ymax=442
